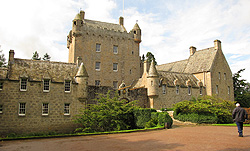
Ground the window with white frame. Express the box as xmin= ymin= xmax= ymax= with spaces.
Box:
xmin=162 ymin=85 xmax=166 ymax=94
xmin=113 ymin=63 xmax=118 ymax=71
xmin=113 ymin=45 xmax=118 ymax=54
xmin=216 ymin=85 xmax=219 ymax=94
xmin=95 ymin=80 xmax=100 ymax=86
xmin=0 ymin=82 xmax=3 ymax=90
xmin=43 ymin=79 xmax=50 ymax=92
xmin=64 ymin=103 xmax=70 ymax=115
xmin=188 ymin=86 xmax=191 ymax=95
xmin=42 ymin=103 xmax=49 ymax=115
xmin=228 ymin=86 xmax=230 ymax=95
xmin=176 ymin=85 xmax=179 ymax=94
xmin=20 ymin=78 xmax=27 ymax=91
xmin=113 ymin=81 xmax=118 ymax=89
xmin=200 ymin=86 xmax=202 ymax=95
xmin=96 ymin=44 xmax=101 ymax=52
xmin=65 ymin=81 xmax=71 ymax=92
xmin=95 ymin=62 xmax=100 ymax=70
xmin=0 ymin=105 xmax=3 ymax=113
xmin=19 ymin=103 xmax=26 ymax=116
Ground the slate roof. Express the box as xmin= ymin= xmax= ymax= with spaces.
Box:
xmin=84 ymin=19 xmax=126 ymax=32
xmin=156 ymin=47 xmax=217 ymax=74
xmin=8 ymin=59 xmax=79 ymax=83
xmin=159 ymin=71 xmax=199 ymax=88
xmin=0 ymin=67 xmax=8 ymax=80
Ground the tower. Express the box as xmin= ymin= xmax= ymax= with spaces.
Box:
xmin=75 ymin=63 xmax=88 ymax=101
xmin=131 ymin=23 xmax=141 ymax=43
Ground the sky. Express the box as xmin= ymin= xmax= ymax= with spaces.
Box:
xmin=0 ymin=0 xmax=250 ymax=82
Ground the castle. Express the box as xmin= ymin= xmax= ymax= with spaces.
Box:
xmin=0 ymin=11 xmax=233 ymax=135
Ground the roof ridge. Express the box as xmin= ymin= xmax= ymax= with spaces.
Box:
xmin=14 ymin=58 xmax=77 ymax=65
xmin=156 ymin=58 xmax=188 ymax=67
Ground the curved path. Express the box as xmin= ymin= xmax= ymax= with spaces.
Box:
xmin=1 ymin=125 xmax=250 ymax=151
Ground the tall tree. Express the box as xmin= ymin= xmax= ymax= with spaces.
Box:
xmin=43 ymin=53 xmax=51 ymax=61
xmin=0 ymin=48 xmax=7 ymax=67
xmin=32 ymin=51 xmax=41 ymax=60
xmin=233 ymin=68 xmax=250 ymax=107
xmin=146 ymin=52 xmax=157 ymax=65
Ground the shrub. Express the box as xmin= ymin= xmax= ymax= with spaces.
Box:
xmin=133 ymin=108 xmax=156 ymax=128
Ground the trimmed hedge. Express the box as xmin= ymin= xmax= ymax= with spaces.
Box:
xmin=133 ymin=108 xmax=156 ymax=128
xmin=145 ymin=112 xmax=173 ymax=128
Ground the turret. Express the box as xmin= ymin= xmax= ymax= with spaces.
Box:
xmin=131 ymin=23 xmax=141 ymax=43
xmin=72 ymin=11 xmax=84 ymax=32
xmin=75 ymin=63 xmax=88 ymax=101
xmin=147 ymin=60 xmax=159 ymax=96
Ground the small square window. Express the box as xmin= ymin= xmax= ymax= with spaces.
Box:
xmin=162 ymin=85 xmax=166 ymax=94
xmin=19 ymin=103 xmax=26 ymax=116
xmin=20 ymin=78 xmax=27 ymax=91
xmin=43 ymin=79 xmax=50 ymax=92
xmin=0 ymin=105 xmax=3 ymax=113
xmin=113 ymin=63 xmax=118 ymax=71
xmin=64 ymin=103 xmax=70 ymax=115
xmin=96 ymin=44 xmax=101 ymax=52
xmin=95 ymin=62 xmax=101 ymax=70
xmin=65 ymin=81 xmax=71 ymax=92
xmin=113 ymin=81 xmax=118 ymax=89
xmin=113 ymin=45 xmax=118 ymax=54
xmin=42 ymin=103 xmax=49 ymax=115
xmin=95 ymin=80 xmax=100 ymax=86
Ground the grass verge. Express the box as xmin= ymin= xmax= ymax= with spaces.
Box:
xmin=212 ymin=123 xmax=250 ymax=126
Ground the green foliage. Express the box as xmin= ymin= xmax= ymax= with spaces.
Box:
xmin=145 ymin=112 xmax=173 ymax=128
xmin=173 ymin=95 xmax=235 ymax=124
xmin=74 ymin=91 xmax=137 ymax=132
xmin=0 ymin=49 xmax=7 ymax=67
xmin=32 ymin=51 xmax=41 ymax=60
xmin=133 ymin=108 xmax=156 ymax=128
xmin=43 ymin=53 xmax=51 ymax=61
xmin=146 ymin=52 xmax=157 ymax=65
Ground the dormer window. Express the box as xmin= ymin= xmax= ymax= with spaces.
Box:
xmin=43 ymin=79 xmax=50 ymax=92
xmin=20 ymin=78 xmax=27 ymax=91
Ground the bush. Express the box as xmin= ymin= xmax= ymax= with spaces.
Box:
xmin=173 ymin=95 xmax=235 ymax=124
xmin=146 ymin=112 xmax=173 ymax=128
xmin=133 ymin=108 xmax=156 ymax=128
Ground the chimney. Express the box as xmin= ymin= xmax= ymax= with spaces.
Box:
xmin=8 ymin=49 xmax=15 ymax=65
xmin=189 ymin=46 xmax=196 ymax=56
xmin=80 ymin=10 xmax=85 ymax=20
xmin=214 ymin=39 xmax=221 ymax=50
xmin=143 ymin=60 xmax=149 ymax=74
xmin=119 ymin=16 xmax=124 ymax=26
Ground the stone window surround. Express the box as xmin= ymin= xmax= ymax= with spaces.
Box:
xmin=113 ymin=63 xmax=118 ymax=71
xmin=20 ymin=78 xmax=27 ymax=91
xmin=43 ymin=79 xmax=50 ymax=92
xmin=42 ymin=103 xmax=49 ymax=116
xmin=19 ymin=102 xmax=26 ymax=116
xmin=64 ymin=103 xmax=70 ymax=115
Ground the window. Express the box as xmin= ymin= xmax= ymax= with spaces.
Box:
xmin=228 ymin=86 xmax=230 ymax=95
xmin=95 ymin=62 xmax=101 ymax=70
xmin=65 ymin=81 xmax=71 ymax=92
xmin=64 ymin=103 xmax=70 ymax=115
xmin=19 ymin=103 xmax=26 ymax=116
xmin=96 ymin=44 xmax=101 ymax=52
xmin=113 ymin=45 xmax=118 ymax=54
xmin=95 ymin=80 xmax=100 ymax=86
xmin=113 ymin=81 xmax=118 ymax=89
xmin=43 ymin=79 xmax=50 ymax=92
xmin=130 ymin=69 xmax=132 ymax=74
xmin=0 ymin=105 xmax=2 ymax=113
xmin=216 ymin=85 xmax=219 ymax=94
xmin=188 ymin=86 xmax=191 ymax=95
xmin=151 ymin=81 xmax=153 ymax=86
xmin=162 ymin=85 xmax=166 ymax=94
xmin=224 ymin=73 xmax=226 ymax=80
xmin=113 ymin=63 xmax=118 ymax=71
xmin=42 ymin=103 xmax=49 ymax=115
xmin=200 ymin=86 xmax=202 ymax=95
xmin=219 ymin=72 xmax=221 ymax=80
xmin=20 ymin=78 xmax=27 ymax=91
xmin=0 ymin=82 xmax=3 ymax=90
xmin=176 ymin=85 xmax=179 ymax=94
xmin=132 ymin=51 xmax=134 ymax=55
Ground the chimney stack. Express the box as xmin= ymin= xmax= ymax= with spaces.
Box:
xmin=214 ymin=39 xmax=221 ymax=50
xmin=119 ymin=16 xmax=124 ymax=26
xmin=8 ymin=49 xmax=15 ymax=65
xmin=189 ymin=46 xmax=196 ymax=56
xmin=80 ymin=10 xmax=85 ymax=20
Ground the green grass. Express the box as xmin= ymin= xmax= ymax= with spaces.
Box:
xmin=0 ymin=126 xmax=164 ymax=141
xmin=212 ymin=123 xmax=250 ymax=127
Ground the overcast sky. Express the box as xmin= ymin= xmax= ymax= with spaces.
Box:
xmin=0 ymin=0 xmax=250 ymax=82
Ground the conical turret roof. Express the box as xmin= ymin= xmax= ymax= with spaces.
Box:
xmin=76 ymin=63 xmax=88 ymax=77
xmin=148 ymin=60 xmax=158 ymax=77
xmin=133 ymin=23 xmax=141 ymax=30
xmin=74 ymin=13 xmax=81 ymax=20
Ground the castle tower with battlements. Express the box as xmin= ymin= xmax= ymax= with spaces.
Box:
xmin=67 ymin=11 xmax=142 ymax=88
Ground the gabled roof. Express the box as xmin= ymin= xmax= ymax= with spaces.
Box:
xmin=159 ymin=71 xmax=199 ymax=87
xmin=84 ymin=19 xmax=126 ymax=32
xmin=156 ymin=47 xmax=217 ymax=74
xmin=8 ymin=59 xmax=78 ymax=83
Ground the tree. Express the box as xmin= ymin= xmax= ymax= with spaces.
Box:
xmin=233 ymin=68 xmax=250 ymax=107
xmin=146 ymin=52 xmax=157 ymax=65
xmin=43 ymin=53 xmax=51 ymax=61
xmin=0 ymin=49 xmax=7 ymax=67
xmin=32 ymin=51 xmax=41 ymax=60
